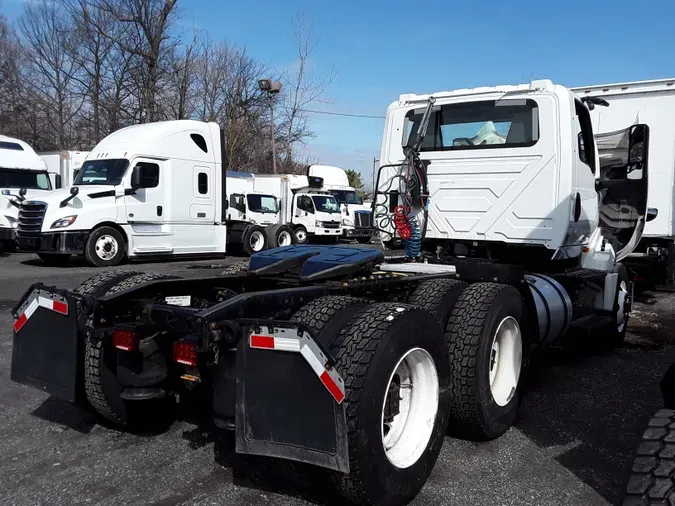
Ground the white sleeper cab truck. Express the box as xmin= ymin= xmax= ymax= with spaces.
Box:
xmin=0 ymin=135 xmax=53 ymax=251
xmin=225 ymin=171 xmax=295 ymax=255
xmin=254 ymin=174 xmax=343 ymax=244
xmin=7 ymin=81 xmax=652 ymax=506
xmin=572 ymin=79 xmax=675 ymax=284
xmin=39 ymin=150 xmax=90 ymax=189
xmin=307 ymin=164 xmax=374 ymax=243
xmin=16 ymin=121 xmax=227 ymax=266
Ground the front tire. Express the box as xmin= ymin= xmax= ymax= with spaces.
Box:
xmin=85 ymin=226 xmax=125 ymax=267
xmin=294 ymin=225 xmax=308 ymax=245
xmin=445 ymin=282 xmax=524 ymax=440
xmin=266 ymin=224 xmax=297 ymax=249
xmin=331 ymin=303 xmax=451 ymax=505
xmin=601 ymin=263 xmax=631 ymax=346
xmin=38 ymin=253 xmax=71 ymax=266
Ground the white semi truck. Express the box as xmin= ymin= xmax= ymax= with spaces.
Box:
xmin=10 ymin=79 xmax=649 ymax=506
xmin=39 ymin=150 xmax=90 ymax=189
xmin=307 ymin=164 xmax=374 ymax=243
xmin=572 ymin=79 xmax=675 ymax=285
xmin=0 ymin=135 xmax=53 ymax=251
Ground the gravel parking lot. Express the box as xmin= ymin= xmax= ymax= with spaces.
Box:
xmin=1 ymin=251 xmax=675 ymax=506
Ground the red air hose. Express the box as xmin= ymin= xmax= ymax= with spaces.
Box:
xmin=393 ymin=205 xmax=411 ymax=240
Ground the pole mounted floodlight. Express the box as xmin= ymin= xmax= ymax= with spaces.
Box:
xmin=258 ymin=79 xmax=283 ymax=173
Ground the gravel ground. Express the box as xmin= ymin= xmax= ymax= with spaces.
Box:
xmin=1 ymin=251 xmax=674 ymax=506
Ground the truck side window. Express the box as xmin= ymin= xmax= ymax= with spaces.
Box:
xmin=198 ymin=172 xmax=208 ymax=194
xmin=230 ymin=194 xmax=245 ymax=212
xmin=136 ymin=162 xmax=159 ymax=188
xmin=298 ymin=196 xmax=314 ymax=213
xmin=574 ymin=100 xmax=596 ymax=174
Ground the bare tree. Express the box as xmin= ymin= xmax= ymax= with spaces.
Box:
xmin=95 ymin=0 xmax=179 ymax=122
xmin=279 ymin=13 xmax=337 ymax=170
xmin=166 ymin=27 xmax=200 ymax=119
xmin=19 ymin=0 xmax=85 ymax=149
xmin=0 ymin=14 xmax=27 ymax=140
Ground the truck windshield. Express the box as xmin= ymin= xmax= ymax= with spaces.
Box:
xmin=74 ymin=159 xmax=129 ymax=186
xmin=329 ymin=189 xmax=362 ymax=205
xmin=312 ymin=195 xmax=341 ymax=214
xmin=0 ymin=168 xmax=51 ymax=190
xmin=247 ymin=194 xmax=278 ymax=213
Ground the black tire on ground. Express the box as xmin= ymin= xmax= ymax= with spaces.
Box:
xmin=242 ymin=225 xmax=268 ymax=256
xmin=600 ymin=263 xmax=631 ymax=346
xmin=408 ymin=278 xmax=467 ymax=327
xmin=623 ymin=409 xmax=675 ymax=506
xmin=330 ymin=303 xmax=451 ymax=506
xmin=78 ymin=272 xmax=180 ymax=427
xmin=84 ymin=226 xmax=126 ymax=267
xmin=445 ymin=282 xmax=524 ymax=440
xmin=38 ymin=253 xmax=71 ymax=266
xmin=266 ymin=224 xmax=297 ymax=249
xmin=356 ymin=237 xmax=371 ymax=244
xmin=294 ymin=225 xmax=309 ymax=245
xmin=221 ymin=259 xmax=250 ymax=275
xmin=290 ymin=295 xmax=371 ymax=349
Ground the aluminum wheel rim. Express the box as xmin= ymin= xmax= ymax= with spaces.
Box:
xmin=95 ymin=235 xmax=118 ymax=261
xmin=250 ymin=231 xmax=265 ymax=252
xmin=617 ymin=280 xmax=628 ymax=332
xmin=295 ymin=229 xmax=307 ymax=243
xmin=381 ymin=347 xmax=439 ymax=469
xmin=489 ymin=316 xmax=522 ymax=407
xmin=278 ymin=230 xmax=292 ymax=246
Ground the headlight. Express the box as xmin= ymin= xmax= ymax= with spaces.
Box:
xmin=4 ymin=216 xmax=17 ymax=229
xmin=50 ymin=215 xmax=78 ymax=229
xmin=342 ymin=218 xmax=354 ymax=226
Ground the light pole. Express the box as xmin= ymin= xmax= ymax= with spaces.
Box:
xmin=258 ymin=78 xmax=282 ymax=174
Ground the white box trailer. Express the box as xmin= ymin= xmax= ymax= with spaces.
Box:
xmin=572 ymin=78 xmax=675 ymax=283
xmin=39 ymin=151 xmax=90 ymax=188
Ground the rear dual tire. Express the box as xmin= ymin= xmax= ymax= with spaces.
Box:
xmin=292 ymin=298 xmax=451 ymax=506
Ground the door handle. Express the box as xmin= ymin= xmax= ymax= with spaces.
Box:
xmin=157 ymin=206 xmax=163 ymax=217
xmin=198 ymin=212 xmax=206 ymax=218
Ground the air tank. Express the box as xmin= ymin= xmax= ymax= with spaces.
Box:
xmin=525 ymin=274 xmax=573 ymax=347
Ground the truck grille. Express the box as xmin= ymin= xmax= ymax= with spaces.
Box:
xmin=17 ymin=201 xmax=47 ymax=236
xmin=354 ymin=211 xmax=373 ymax=229
xmin=323 ymin=221 xmax=341 ymax=229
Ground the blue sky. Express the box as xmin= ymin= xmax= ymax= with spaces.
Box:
xmin=3 ymin=0 xmax=675 ymax=182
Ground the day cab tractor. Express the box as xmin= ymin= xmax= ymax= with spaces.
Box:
xmin=10 ymin=80 xmax=651 ymax=506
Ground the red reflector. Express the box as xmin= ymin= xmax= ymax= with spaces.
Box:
xmin=52 ymin=300 xmax=68 ymax=315
xmin=250 ymin=334 xmax=275 ymax=349
xmin=112 ymin=329 xmax=140 ymax=351
xmin=174 ymin=341 xmax=198 ymax=366
xmin=320 ymin=371 xmax=345 ymax=403
xmin=13 ymin=313 xmax=27 ymax=333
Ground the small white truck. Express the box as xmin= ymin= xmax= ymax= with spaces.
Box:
xmin=307 ymin=164 xmax=374 ymax=243
xmin=254 ymin=173 xmax=343 ymax=244
xmin=572 ymin=79 xmax=675 ymax=284
xmin=0 ymin=135 xmax=53 ymax=251
xmin=39 ymin=150 xmax=90 ymax=189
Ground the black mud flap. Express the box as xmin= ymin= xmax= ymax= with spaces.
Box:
xmin=235 ymin=324 xmax=349 ymax=472
xmin=10 ymin=287 xmax=80 ymax=402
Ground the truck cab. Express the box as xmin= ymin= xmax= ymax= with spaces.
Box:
xmin=0 ymin=135 xmax=53 ymax=250
xmin=16 ymin=120 xmax=226 ymax=266
xmin=377 ymin=79 xmax=649 ymax=269
xmin=292 ymin=190 xmax=343 ymax=243
xmin=308 ymin=164 xmax=374 ymax=242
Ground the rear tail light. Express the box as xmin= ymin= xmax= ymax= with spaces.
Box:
xmin=174 ymin=340 xmax=198 ymax=366
xmin=112 ymin=329 xmax=141 ymax=351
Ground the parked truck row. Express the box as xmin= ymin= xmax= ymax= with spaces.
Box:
xmin=10 ymin=79 xmax=652 ymax=505
xmin=0 ymin=125 xmax=374 ymax=265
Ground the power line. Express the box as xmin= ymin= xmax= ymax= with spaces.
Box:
xmin=278 ymin=106 xmax=385 ymax=119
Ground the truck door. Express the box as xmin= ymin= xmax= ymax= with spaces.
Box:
xmin=595 ymin=124 xmax=650 ymax=260
xmin=294 ymin=195 xmax=316 ymax=232
xmin=124 ymin=160 xmax=164 ymax=223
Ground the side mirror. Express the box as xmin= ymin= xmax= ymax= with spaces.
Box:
xmin=131 ymin=166 xmax=143 ymax=189
xmin=224 ymin=201 xmax=229 ymax=210
xmin=55 ymin=174 xmax=62 ymax=189
xmin=19 ymin=188 xmax=27 ymax=197
xmin=628 ymin=124 xmax=649 ymax=169
xmin=70 ymin=186 xmax=79 ymax=196
xmin=647 ymin=208 xmax=658 ymax=222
